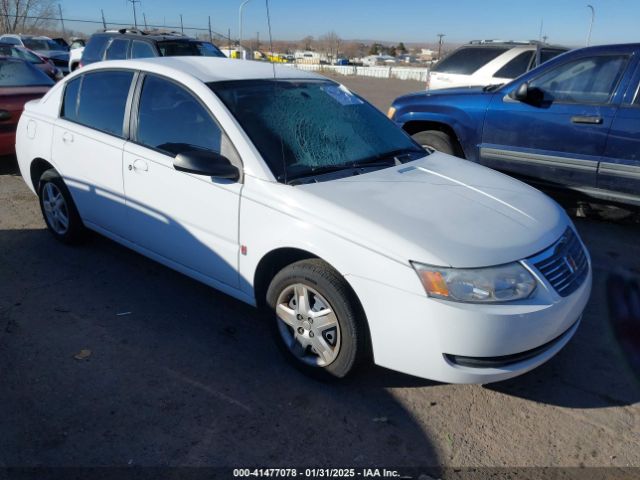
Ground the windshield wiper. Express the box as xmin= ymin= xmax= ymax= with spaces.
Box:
xmin=355 ymin=148 xmax=425 ymax=168
xmin=282 ymin=148 xmax=426 ymax=185
xmin=483 ymin=83 xmax=505 ymax=92
xmin=283 ymin=164 xmax=355 ymax=184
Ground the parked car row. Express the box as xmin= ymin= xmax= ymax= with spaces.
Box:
xmin=390 ymin=42 xmax=640 ymax=210
xmin=9 ymin=34 xmax=636 ymax=385
xmin=0 ymin=34 xmax=71 ymax=75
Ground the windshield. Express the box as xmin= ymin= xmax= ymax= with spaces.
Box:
xmin=23 ymin=38 xmax=64 ymax=51
xmin=211 ymin=79 xmax=424 ymax=183
xmin=0 ymin=45 xmax=43 ymax=63
xmin=433 ymin=46 xmax=509 ymax=75
xmin=0 ymin=59 xmax=53 ymax=87
xmin=157 ymin=41 xmax=225 ymax=57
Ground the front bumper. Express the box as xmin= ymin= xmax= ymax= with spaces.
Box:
xmin=347 ymin=248 xmax=592 ymax=384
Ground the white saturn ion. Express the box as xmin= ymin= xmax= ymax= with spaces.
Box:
xmin=16 ymin=57 xmax=591 ymax=383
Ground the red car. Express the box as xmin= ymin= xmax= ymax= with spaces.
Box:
xmin=0 ymin=57 xmax=52 ymax=156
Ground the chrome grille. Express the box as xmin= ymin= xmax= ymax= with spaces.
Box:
xmin=529 ymin=228 xmax=589 ymax=297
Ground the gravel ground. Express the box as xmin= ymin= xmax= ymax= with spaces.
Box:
xmin=0 ymin=74 xmax=638 ymax=472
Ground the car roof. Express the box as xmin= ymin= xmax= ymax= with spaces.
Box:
xmin=80 ymin=57 xmax=325 ymax=83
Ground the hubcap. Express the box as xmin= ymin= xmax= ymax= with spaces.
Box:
xmin=275 ymin=283 xmax=340 ymax=367
xmin=42 ymin=182 xmax=69 ymax=235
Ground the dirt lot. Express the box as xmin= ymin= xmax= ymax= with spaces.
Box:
xmin=0 ymin=74 xmax=639 ymax=472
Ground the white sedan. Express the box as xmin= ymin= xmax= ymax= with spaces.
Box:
xmin=15 ymin=57 xmax=591 ymax=383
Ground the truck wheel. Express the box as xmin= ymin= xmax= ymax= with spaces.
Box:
xmin=412 ymin=130 xmax=455 ymax=156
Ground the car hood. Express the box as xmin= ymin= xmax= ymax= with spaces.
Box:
xmin=397 ymin=85 xmax=488 ymax=101
xmin=293 ymin=153 xmax=568 ymax=268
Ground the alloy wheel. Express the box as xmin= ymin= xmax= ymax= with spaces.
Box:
xmin=42 ymin=182 xmax=69 ymax=235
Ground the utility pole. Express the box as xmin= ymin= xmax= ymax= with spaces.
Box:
xmin=180 ymin=14 xmax=184 ymax=33
xmin=538 ymin=18 xmax=543 ymax=42
xmin=143 ymin=12 xmax=148 ymax=30
xmin=238 ymin=0 xmax=252 ymax=58
xmin=437 ymin=33 xmax=445 ymax=60
xmin=256 ymin=31 xmax=259 ymax=51
xmin=127 ymin=0 xmax=140 ymax=28
xmin=58 ymin=4 xmax=66 ymax=37
xmin=586 ymin=4 xmax=595 ymax=46
xmin=208 ymin=16 xmax=213 ymax=42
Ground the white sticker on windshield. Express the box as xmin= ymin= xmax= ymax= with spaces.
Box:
xmin=322 ymin=84 xmax=364 ymax=106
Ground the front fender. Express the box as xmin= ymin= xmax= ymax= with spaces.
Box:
xmin=395 ymin=109 xmax=479 ymax=162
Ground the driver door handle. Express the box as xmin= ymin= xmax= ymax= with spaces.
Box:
xmin=571 ymin=115 xmax=603 ymax=125
xmin=132 ymin=159 xmax=148 ymax=172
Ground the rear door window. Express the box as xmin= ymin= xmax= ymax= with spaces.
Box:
xmin=433 ymin=47 xmax=509 ymax=75
xmin=76 ymin=71 xmax=134 ymax=136
xmin=494 ymin=51 xmax=535 ymax=79
xmin=105 ymin=39 xmax=129 ymax=60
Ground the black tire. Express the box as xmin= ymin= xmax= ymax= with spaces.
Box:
xmin=412 ymin=130 xmax=456 ymax=156
xmin=38 ymin=169 xmax=85 ymax=244
xmin=266 ymin=259 xmax=369 ymax=380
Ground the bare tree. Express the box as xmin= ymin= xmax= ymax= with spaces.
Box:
xmin=0 ymin=0 xmax=57 ymax=34
xmin=318 ymin=30 xmax=341 ymax=61
xmin=300 ymin=35 xmax=314 ymax=51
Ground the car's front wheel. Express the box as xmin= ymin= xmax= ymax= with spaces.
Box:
xmin=266 ymin=259 xmax=368 ymax=379
xmin=38 ymin=169 xmax=85 ymax=244
xmin=412 ymin=130 xmax=455 ymax=156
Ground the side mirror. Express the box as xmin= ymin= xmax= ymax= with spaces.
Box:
xmin=173 ymin=150 xmax=239 ymax=181
xmin=511 ymin=82 xmax=530 ymax=102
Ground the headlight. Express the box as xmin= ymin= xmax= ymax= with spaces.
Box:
xmin=411 ymin=261 xmax=536 ymax=303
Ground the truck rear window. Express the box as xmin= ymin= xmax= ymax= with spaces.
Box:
xmin=433 ymin=47 xmax=508 ymax=75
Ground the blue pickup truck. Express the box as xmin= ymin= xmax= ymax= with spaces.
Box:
xmin=389 ymin=43 xmax=640 ymax=208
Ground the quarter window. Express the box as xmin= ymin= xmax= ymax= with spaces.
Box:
xmin=136 ymin=75 xmax=237 ymax=163
xmin=105 ymin=39 xmax=129 ymax=60
xmin=76 ymin=71 xmax=134 ymax=136
xmin=131 ymin=41 xmax=156 ymax=59
xmin=61 ymin=77 xmax=81 ymax=122
xmin=529 ymin=55 xmax=628 ymax=104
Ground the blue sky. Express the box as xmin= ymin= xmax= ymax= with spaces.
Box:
xmin=59 ymin=0 xmax=637 ymax=46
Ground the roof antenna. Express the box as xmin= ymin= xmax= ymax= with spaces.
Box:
xmin=265 ymin=0 xmax=288 ymax=184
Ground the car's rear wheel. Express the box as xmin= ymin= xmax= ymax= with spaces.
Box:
xmin=266 ymin=259 xmax=368 ymax=380
xmin=38 ymin=169 xmax=85 ymax=244
xmin=412 ymin=130 xmax=455 ymax=155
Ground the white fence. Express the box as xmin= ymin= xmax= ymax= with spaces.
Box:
xmin=286 ymin=63 xmax=429 ymax=82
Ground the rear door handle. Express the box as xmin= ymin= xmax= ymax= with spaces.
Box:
xmin=62 ymin=131 xmax=74 ymax=143
xmin=571 ymin=115 xmax=603 ymax=125
xmin=132 ymin=159 xmax=148 ymax=172
xmin=0 ymin=110 xmax=10 ymax=121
